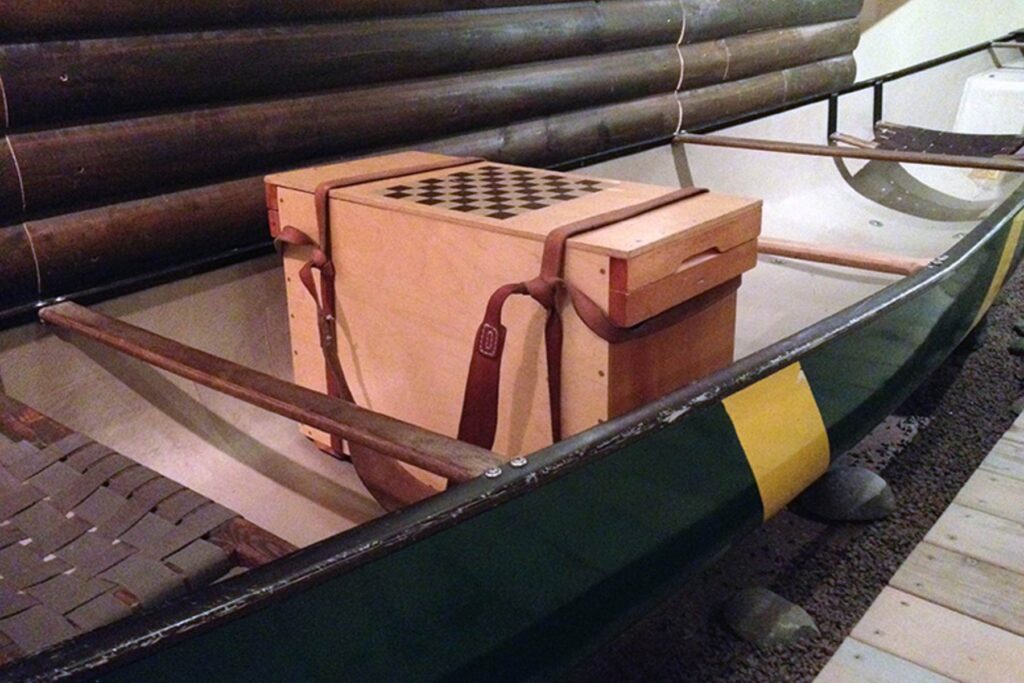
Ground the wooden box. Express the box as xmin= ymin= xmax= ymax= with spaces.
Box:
xmin=266 ymin=152 xmax=761 ymax=466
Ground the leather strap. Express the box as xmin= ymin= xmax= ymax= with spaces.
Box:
xmin=457 ymin=186 xmax=710 ymax=450
xmin=274 ymin=156 xmax=482 ymax=456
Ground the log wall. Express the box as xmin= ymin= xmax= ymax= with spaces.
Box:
xmin=0 ymin=0 xmax=864 ymax=317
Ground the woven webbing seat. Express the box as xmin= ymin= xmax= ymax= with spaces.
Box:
xmin=0 ymin=395 xmax=295 ymax=666
xmin=874 ymin=121 xmax=1024 ymax=158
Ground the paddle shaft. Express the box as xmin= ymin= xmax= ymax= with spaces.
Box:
xmin=39 ymin=302 xmax=503 ymax=483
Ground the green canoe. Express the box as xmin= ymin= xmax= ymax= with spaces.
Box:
xmin=3 ymin=34 xmax=1024 ymax=683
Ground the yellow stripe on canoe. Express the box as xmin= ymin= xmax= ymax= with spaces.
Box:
xmin=723 ymin=363 xmax=830 ymax=520
xmin=974 ymin=209 xmax=1024 ymax=328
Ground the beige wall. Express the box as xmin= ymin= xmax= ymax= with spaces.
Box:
xmin=855 ymin=0 xmax=1024 ymax=79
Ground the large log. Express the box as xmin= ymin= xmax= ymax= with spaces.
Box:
xmin=680 ymin=0 xmax=862 ymax=41
xmin=434 ymin=56 xmax=857 ymax=165
xmin=0 ymin=24 xmax=858 ymax=219
xmin=0 ymin=0 xmax=862 ymax=40
xmin=0 ymin=5 xmax=864 ymax=129
xmin=19 ymin=178 xmax=266 ymax=303
xmin=0 ymin=227 xmax=37 ymax=308
xmin=0 ymin=57 xmax=854 ymax=316
xmin=0 ymin=1 xmax=679 ymax=129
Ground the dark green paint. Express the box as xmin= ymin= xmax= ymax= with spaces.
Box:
xmin=805 ymin=200 xmax=1024 ymax=454
xmin=97 ymin=404 xmax=761 ymax=681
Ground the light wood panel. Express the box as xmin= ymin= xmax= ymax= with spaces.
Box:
xmin=892 ymin=542 xmax=1024 ymax=637
xmin=608 ymin=290 xmax=736 ymax=416
xmin=924 ymin=504 xmax=1024 ymax=575
xmin=853 ymin=588 xmax=1024 ymax=683
xmin=955 ymin=469 xmax=1024 ymax=525
xmin=980 ymin=436 xmax=1024 ymax=482
xmin=328 ymin=199 xmax=612 ymax=460
xmin=815 ymin=638 xmax=955 ymax=683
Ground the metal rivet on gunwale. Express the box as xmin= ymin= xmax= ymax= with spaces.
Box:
xmin=484 ymin=467 xmax=503 ymax=479
xmin=509 ymin=457 xmax=528 ymax=468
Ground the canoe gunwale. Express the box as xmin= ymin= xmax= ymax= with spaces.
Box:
xmin=5 ymin=40 xmax=1024 ymax=682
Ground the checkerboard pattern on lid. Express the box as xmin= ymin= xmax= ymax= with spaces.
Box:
xmin=378 ymin=164 xmax=609 ymax=220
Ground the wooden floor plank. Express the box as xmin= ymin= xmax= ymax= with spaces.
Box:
xmin=955 ymin=469 xmax=1024 ymax=525
xmin=814 ymin=638 xmax=955 ymax=683
xmin=999 ymin=416 xmax=1024 ymax=446
xmin=853 ymin=588 xmax=1024 ymax=683
xmin=892 ymin=542 xmax=1024 ymax=636
xmin=924 ymin=503 xmax=1024 ymax=574
xmin=980 ymin=437 xmax=1024 ymax=483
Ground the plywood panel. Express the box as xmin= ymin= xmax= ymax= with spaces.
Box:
xmin=925 ymin=504 xmax=1024 ymax=574
xmin=608 ymin=291 xmax=736 ymax=416
xmin=275 ymin=186 xmax=330 ymax=445
xmin=815 ymin=638 xmax=955 ymax=683
xmin=892 ymin=542 xmax=1024 ymax=637
xmin=853 ymin=588 xmax=1024 ymax=683
xmin=955 ymin=469 xmax=1024 ymax=525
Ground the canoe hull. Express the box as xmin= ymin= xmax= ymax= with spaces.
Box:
xmin=10 ymin=185 xmax=1020 ymax=682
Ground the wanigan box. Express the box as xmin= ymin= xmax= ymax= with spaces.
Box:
xmin=266 ymin=151 xmax=761 ymax=474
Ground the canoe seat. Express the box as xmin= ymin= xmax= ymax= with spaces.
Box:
xmin=874 ymin=121 xmax=1024 ymax=158
xmin=0 ymin=395 xmax=295 ymax=667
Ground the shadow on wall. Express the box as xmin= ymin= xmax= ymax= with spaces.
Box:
xmin=859 ymin=0 xmax=911 ymax=31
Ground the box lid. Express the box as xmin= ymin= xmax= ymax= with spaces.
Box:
xmin=268 ymin=152 xmax=761 ymax=326
xmin=266 ymin=152 xmax=761 ymax=263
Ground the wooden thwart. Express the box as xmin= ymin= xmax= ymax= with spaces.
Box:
xmin=38 ymin=302 xmax=503 ymax=484
xmin=758 ymin=237 xmax=930 ymax=276
xmin=829 ymin=132 xmax=879 ymax=149
xmin=674 ymin=132 xmax=1024 ymax=172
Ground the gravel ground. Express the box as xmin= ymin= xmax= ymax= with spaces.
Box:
xmin=567 ymin=259 xmax=1024 ymax=682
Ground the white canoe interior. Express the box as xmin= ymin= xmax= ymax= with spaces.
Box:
xmin=1 ymin=47 xmax=1021 ymax=547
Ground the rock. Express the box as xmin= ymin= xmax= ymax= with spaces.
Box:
xmin=1010 ymin=339 xmax=1024 ymax=357
xmin=721 ymin=587 xmax=819 ymax=648
xmin=792 ymin=467 xmax=896 ymax=522
xmin=1014 ymin=318 xmax=1024 ymax=336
